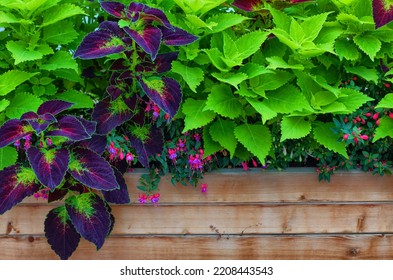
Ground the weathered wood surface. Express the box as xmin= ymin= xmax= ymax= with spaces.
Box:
xmin=1 ymin=235 xmax=393 ymax=260
xmin=1 ymin=169 xmax=393 ymax=259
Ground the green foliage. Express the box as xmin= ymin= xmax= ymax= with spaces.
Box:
xmin=0 ymin=146 xmax=17 ymax=171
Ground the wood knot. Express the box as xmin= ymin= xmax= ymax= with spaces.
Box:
xmin=299 ymin=195 xmax=306 ymax=201
xmin=28 ymin=236 xmax=35 ymax=243
xmin=350 ymin=248 xmax=360 ymax=257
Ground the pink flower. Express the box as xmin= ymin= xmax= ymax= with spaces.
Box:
xmin=150 ymin=193 xmax=160 ymax=206
xmin=119 ymin=149 xmax=125 ymax=160
xmin=343 ymin=134 xmax=349 ymax=140
xmin=201 ymin=183 xmax=208 ymax=193
xmin=252 ymin=159 xmax=257 ymax=167
xmin=46 ymin=138 xmax=53 ymax=146
xmin=242 ymin=161 xmax=249 ymax=171
xmin=126 ymin=153 xmax=134 ymax=164
xmin=372 ymin=113 xmax=379 ymax=120
xmin=360 ymin=134 xmax=369 ymax=141
xmin=138 ymin=194 xmax=148 ymax=205
xmin=168 ymin=148 xmax=177 ymax=161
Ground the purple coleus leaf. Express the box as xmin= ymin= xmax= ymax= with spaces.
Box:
xmin=74 ymin=29 xmax=125 ymax=59
xmin=45 ymin=206 xmax=81 ymax=260
xmin=37 ymin=100 xmax=73 ymax=116
xmin=75 ymin=117 xmax=96 ymax=136
xmin=127 ymin=2 xmax=173 ymax=29
xmin=100 ymin=1 xmax=126 ymax=18
xmin=69 ymin=148 xmax=119 ymax=191
xmin=0 ymin=165 xmax=40 ymax=214
xmin=101 ymin=168 xmax=130 ymax=204
xmin=124 ymin=25 xmax=162 ymax=60
xmin=46 ymin=116 xmax=92 ymax=141
xmin=27 ymin=147 xmax=70 ymax=190
xmin=139 ymin=76 xmax=182 ymax=120
xmin=92 ymin=98 xmax=134 ymax=135
xmin=128 ymin=126 xmax=163 ymax=167
xmin=73 ymin=135 xmax=107 ymax=155
xmin=65 ymin=193 xmax=111 ymax=249
xmin=160 ymin=26 xmax=198 ymax=46
xmin=373 ymin=0 xmax=393 ymax=28
xmin=232 ymin=0 xmax=263 ymax=11
xmin=21 ymin=112 xmax=57 ymax=134
xmin=0 ymin=119 xmax=31 ymax=148
xmin=99 ymin=21 xmax=126 ymax=37
xmin=136 ymin=52 xmax=179 ymax=74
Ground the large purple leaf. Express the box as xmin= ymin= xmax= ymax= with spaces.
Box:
xmin=100 ymin=2 xmax=125 ymax=18
xmin=92 ymin=98 xmax=133 ymax=135
xmin=232 ymin=0 xmax=263 ymax=11
xmin=0 ymin=165 xmax=40 ymax=214
xmin=76 ymin=117 xmax=96 ymax=136
xmin=0 ymin=119 xmax=31 ymax=148
xmin=45 ymin=206 xmax=81 ymax=260
xmin=136 ymin=52 xmax=179 ymax=74
xmin=37 ymin=100 xmax=73 ymax=116
xmin=73 ymin=135 xmax=107 ymax=155
xmin=160 ymin=26 xmax=198 ymax=46
xmin=373 ymin=0 xmax=393 ymax=28
xmin=127 ymin=2 xmax=172 ymax=29
xmin=128 ymin=126 xmax=163 ymax=167
xmin=27 ymin=147 xmax=70 ymax=190
xmin=74 ymin=29 xmax=125 ymax=59
xmin=21 ymin=112 xmax=57 ymax=134
xmin=65 ymin=193 xmax=111 ymax=249
xmin=69 ymin=148 xmax=119 ymax=191
xmin=46 ymin=116 xmax=91 ymax=141
xmin=99 ymin=21 xmax=125 ymax=37
xmin=139 ymin=76 xmax=182 ymax=120
xmin=101 ymin=168 xmax=130 ymax=204
xmin=124 ymin=25 xmax=162 ymax=60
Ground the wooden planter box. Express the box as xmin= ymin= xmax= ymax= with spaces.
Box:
xmin=1 ymin=168 xmax=393 ymax=259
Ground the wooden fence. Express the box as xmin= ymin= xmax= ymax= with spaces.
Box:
xmin=1 ymin=168 xmax=393 ymax=259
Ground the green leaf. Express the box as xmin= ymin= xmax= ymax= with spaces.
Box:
xmin=344 ymin=66 xmax=378 ymax=84
xmin=43 ymin=21 xmax=79 ymax=45
xmin=0 ymin=70 xmax=38 ymax=96
xmin=263 ymin=84 xmax=310 ymax=114
xmin=40 ymin=51 xmax=79 ymax=73
xmin=337 ymin=88 xmax=374 ymax=112
xmin=312 ymin=91 xmax=337 ymax=108
xmin=0 ymin=11 xmax=20 ymax=23
xmin=252 ymin=70 xmax=294 ymax=92
xmin=290 ymin=19 xmax=305 ymax=43
xmin=171 ymin=61 xmax=204 ymax=93
xmin=281 ymin=116 xmax=312 ymax=141
xmin=203 ymin=125 xmax=222 ymax=158
xmin=246 ymin=97 xmax=277 ymax=123
xmin=205 ymin=84 xmax=242 ymax=119
xmin=312 ymin=122 xmax=348 ymax=158
xmin=42 ymin=4 xmax=85 ymax=27
xmin=266 ymin=56 xmax=304 ymax=70
xmin=235 ymin=31 xmax=269 ymax=61
xmin=182 ymin=99 xmax=216 ymax=132
xmin=376 ymin=93 xmax=393 ymax=109
xmin=6 ymin=93 xmax=43 ymax=119
xmin=206 ymin=13 xmax=249 ymax=33
xmin=335 ymin=39 xmax=360 ymax=61
xmin=0 ymin=147 xmax=18 ymax=171
xmin=373 ymin=117 xmax=393 ymax=142
xmin=55 ymin=90 xmax=94 ymax=109
xmin=209 ymin=119 xmax=237 ymax=157
xmin=6 ymin=41 xmax=43 ymax=65
xmin=268 ymin=5 xmax=291 ymax=32
xmin=0 ymin=99 xmax=10 ymax=112
xmin=301 ymin=12 xmax=331 ymax=42
xmin=234 ymin=124 xmax=272 ymax=165
xmin=212 ymin=72 xmax=248 ymax=89
xmin=240 ymin=63 xmax=271 ymax=79
xmin=203 ymin=48 xmax=229 ymax=72
xmin=353 ymin=34 xmax=381 ymax=61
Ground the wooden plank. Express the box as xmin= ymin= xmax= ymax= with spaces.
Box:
xmin=1 ymin=234 xmax=393 ymax=260
xmin=3 ymin=204 xmax=393 ymax=235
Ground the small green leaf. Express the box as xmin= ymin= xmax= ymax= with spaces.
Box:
xmin=301 ymin=12 xmax=331 ymax=42
xmin=246 ymin=97 xmax=277 ymax=123
xmin=373 ymin=117 xmax=393 ymax=142
xmin=6 ymin=93 xmax=43 ymax=119
xmin=171 ymin=61 xmax=204 ymax=93
xmin=312 ymin=91 xmax=337 ymax=108
xmin=42 ymin=4 xmax=85 ymax=27
xmin=281 ymin=116 xmax=312 ymax=141
xmin=234 ymin=124 xmax=272 ymax=165
xmin=182 ymin=99 xmax=216 ymax=132
xmin=55 ymin=90 xmax=94 ymax=109
xmin=6 ymin=41 xmax=43 ymax=65
xmin=290 ymin=18 xmax=305 ymax=43
xmin=212 ymin=72 xmax=248 ymax=89
xmin=337 ymin=88 xmax=374 ymax=112
xmin=0 ymin=99 xmax=10 ymax=112
xmin=0 ymin=11 xmax=20 ymax=23
xmin=40 ymin=51 xmax=79 ymax=73
xmin=252 ymin=70 xmax=294 ymax=92
xmin=206 ymin=13 xmax=249 ymax=33
xmin=235 ymin=31 xmax=269 ymax=61
xmin=203 ymin=48 xmax=229 ymax=72
xmin=0 ymin=70 xmax=38 ymax=96
xmin=0 ymin=147 xmax=18 ymax=171
xmin=263 ymin=84 xmax=310 ymax=114
xmin=376 ymin=93 xmax=393 ymax=109
xmin=209 ymin=119 xmax=237 ymax=157
xmin=335 ymin=39 xmax=360 ymax=61
xmin=203 ymin=125 xmax=222 ymax=158
xmin=353 ymin=34 xmax=381 ymax=61
xmin=344 ymin=66 xmax=378 ymax=84
xmin=205 ymin=84 xmax=242 ymax=119
xmin=266 ymin=56 xmax=304 ymax=70
xmin=312 ymin=122 xmax=348 ymax=158
xmin=43 ymin=21 xmax=79 ymax=45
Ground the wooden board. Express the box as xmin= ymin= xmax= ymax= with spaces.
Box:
xmin=2 ymin=203 xmax=393 ymax=235
xmin=1 ymin=234 xmax=393 ymax=260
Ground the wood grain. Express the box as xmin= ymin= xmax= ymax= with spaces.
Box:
xmin=1 ymin=234 xmax=393 ymax=260
xmin=2 ymin=203 xmax=393 ymax=235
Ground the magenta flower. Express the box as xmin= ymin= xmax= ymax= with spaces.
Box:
xmin=126 ymin=152 xmax=134 ymax=164
xmin=201 ymin=183 xmax=208 ymax=193
xmin=138 ymin=193 xmax=148 ymax=205
xmin=150 ymin=193 xmax=160 ymax=206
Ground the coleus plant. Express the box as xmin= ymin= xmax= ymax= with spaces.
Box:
xmin=0 ymin=100 xmax=131 ymax=259
xmin=73 ymin=1 xmax=197 ymax=167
